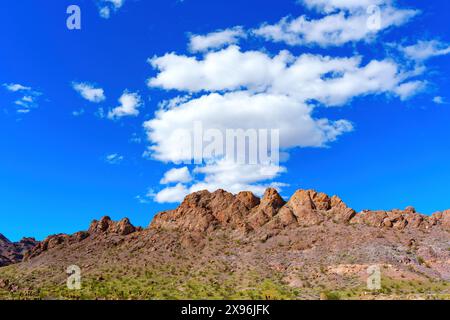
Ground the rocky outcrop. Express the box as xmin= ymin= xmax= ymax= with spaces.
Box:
xmin=151 ymin=188 xmax=449 ymax=234
xmin=89 ymin=216 xmax=138 ymax=236
xmin=151 ymin=189 xmax=357 ymax=232
xmin=431 ymin=210 xmax=450 ymax=230
xmin=351 ymin=207 xmax=438 ymax=230
xmin=25 ymin=216 xmax=139 ymax=260
xmin=267 ymin=190 xmax=356 ymax=228
xmin=0 ymin=234 xmax=38 ymax=267
xmin=248 ymin=188 xmax=285 ymax=228
xmin=150 ymin=190 xmax=260 ymax=233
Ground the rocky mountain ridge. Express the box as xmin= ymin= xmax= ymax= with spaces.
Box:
xmin=3 ymin=188 xmax=450 ymax=264
xmin=1 ymin=188 xmax=449 ymax=300
xmin=150 ymin=188 xmax=449 ymax=233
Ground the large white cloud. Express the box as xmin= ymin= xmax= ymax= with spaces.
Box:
xmin=144 ymin=91 xmax=353 ymax=163
xmin=148 ymin=46 xmax=289 ymax=92
xmin=253 ymin=3 xmax=417 ymax=47
xmin=148 ymin=46 xmax=415 ymax=105
xmin=142 ymin=1 xmax=430 ymax=203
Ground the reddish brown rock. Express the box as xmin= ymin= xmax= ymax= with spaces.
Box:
xmin=329 ymin=195 xmax=356 ymax=223
xmin=151 ymin=188 xmax=442 ymax=233
xmin=0 ymin=235 xmax=38 ymax=267
xmin=15 ymin=188 xmax=449 ymax=265
xmin=89 ymin=216 xmax=138 ymax=236
xmin=432 ymin=210 xmax=450 ymax=230
xmin=284 ymin=190 xmax=325 ymax=226
xmin=248 ymin=188 xmax=285 ymax=228
xmin=25 ymin=217 xmax=138 ymax=260
xmin=351 ymin=210 xmax=388 ymax=227
xmin=151 ymin=189 xmax=260 ymax=233
xmin=351 ymin=208 xmax=432 ymax=230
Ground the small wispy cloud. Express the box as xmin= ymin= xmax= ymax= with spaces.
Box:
xmin=3 ymin=83 xmax=31 ymax=92
xmin=433 ymin=96 xmax=446 ymax=105
xmin=3 ymin=83 xmax=42 ymax=114
xmin=72 ymin=82 xmax=106 ymax=103
xmin=97 ymin=0 xmax=125 ymax=19
xmin=72 ymin=109 xmax=85 ymax=117
xmin=400 ymin=40 xmax=450 ymax=62
xmin=107 ymin=91 xmax=142 ymax=120
xmin=188 ymin=26 xmax=246 ymax=52
xmin=17 ymin=109 xmax=31 ymax=114
xmin=105 ymin=153 xmax=124 ymax=164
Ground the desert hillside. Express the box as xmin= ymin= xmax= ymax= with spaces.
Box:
xmin=0 ymin=188 xmax=449 ymax=300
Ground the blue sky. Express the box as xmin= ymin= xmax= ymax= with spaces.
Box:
xmin=1 ymin=0 xmax=449 ymax=241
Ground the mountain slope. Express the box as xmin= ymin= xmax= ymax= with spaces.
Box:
xmin=0 ymin=188 xmax=449 ymax=300
xmin=0 ymin=235 xmax=37 ymax=267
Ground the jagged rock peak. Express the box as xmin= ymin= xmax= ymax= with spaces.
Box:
xmin=89 ymin=216 xmax=138 ymax=236
xmin=151 ymin=188 xmax=358 ymax=232
xmin=151 ymin=188 xmax=450 ymax=233
xmin=261 ymin=188 xmax=285 ymax=207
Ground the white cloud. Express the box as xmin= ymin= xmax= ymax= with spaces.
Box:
xmin=253 ymin=5 xmax=417 ymax=47
xmin=108 ymin=91 xmax=142 ymax=120
xmin=142 ymin=1 xmax=432 ymax=202
xmin=188 ymin=26 xmax=246 ymax=52
xmin=300 ymin=0 xmax=386 ymax=13
xmin=152 ymin=160 xmax=288 ymax=204
xmin=148 ymin=46 xmax=416 ymax=105
xmin=394 ymin=80 xmax=426 ymax=101
xmin=105 ymin=153 xmax=124 ymax=164
xmin=72 ymin=82 xmax=106 ymax=103
xmin=148 ymin=46 xmax=290 ymax=92
xmin=153 ymin=183 xmax=190 ymax=203
xmin=433 ymin=96 xmax=445 ymax=105
xmin=97 ymin=0 xmax=125 ymax=19
xmin=3 ymin=83 xmax=42 ymax=113
xmin=400 ymin=40 xmax=450 ymax=62
xmin=160 ymin=167 xmax=193 ymax=184
xmin=3 ymin=83 xmax=31 ymax=92
xmin=190 ymin=159 xmax=287 ymax=196
xmin=144 ymin=91 xmax=353 ymax=163
xmin=145 ymin=44 xmax=423 ymax=200
xmin=15 ymin=97 xmax=36 ymax=109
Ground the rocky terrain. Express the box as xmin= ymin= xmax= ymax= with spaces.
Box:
xmin=0 ymin=235 xmax=37 ymax=267
xmin=0 ymin=188 xmax=449 ymax=300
